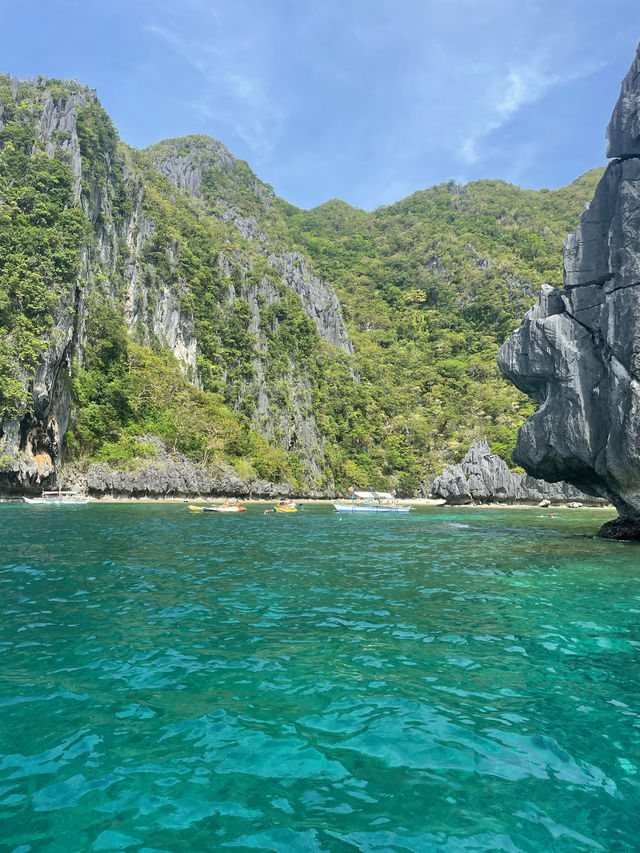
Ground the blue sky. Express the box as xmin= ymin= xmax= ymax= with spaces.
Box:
xmin=3 ymin=1 xmax=640 ymax=209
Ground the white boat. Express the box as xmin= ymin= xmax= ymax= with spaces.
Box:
xmin=23 ymin=490 xmax=90 ymax=505
xmin=188 ymin=502 xmax=247 ymax=513
xmin=333 ymin=490 xmax=414 ymax=513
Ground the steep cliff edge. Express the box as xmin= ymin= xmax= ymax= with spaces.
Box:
xmin=498 ymin=43 xmax=640 ymax=538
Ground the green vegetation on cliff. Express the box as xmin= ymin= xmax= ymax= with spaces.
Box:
xmin=66 ymin=299 xmax=290 ymax=482
xmin=0 ymin=75 xmax=86 ymax=417
xmin=149 ymin=132 xmax=603 ymax=487
xmin=278 ymin=172 xmax=603 ymax=476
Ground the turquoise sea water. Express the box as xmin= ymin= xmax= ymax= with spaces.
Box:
xmin=1 ymin=503 xmax=639 ymax=852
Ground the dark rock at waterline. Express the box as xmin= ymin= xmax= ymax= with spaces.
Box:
xmin=498 ymin=42 xmax=640 ymax=538
xmin=431 ymin=439 xmax=598 ymax=505
xmin=597 ymin=517 xmax=640 ymax=541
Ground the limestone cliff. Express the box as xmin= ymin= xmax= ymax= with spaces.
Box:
xmin=498 ymin=43 xmax=640 ymax=537
xmin=146 ymin=136 xmax=355 ymax=480
xmin=0 ymin=79 xmax=199 ymax=492
xmin=431 ymin=440 xmax=596 ymax=505
xmin=0 ymin=78 xmax=353 ymax=494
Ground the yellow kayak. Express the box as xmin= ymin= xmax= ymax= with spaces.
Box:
xmin=274 ymin=504 xmax=298 ymax=513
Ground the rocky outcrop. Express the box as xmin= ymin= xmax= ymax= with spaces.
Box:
xmin=498 ymin=43 xmax=640 ymax=537
xmin=598 ymin=517 xmax=640 ymax=540
xmin=266 ymin=250 xmax=353 ymax=352
xmin=61 ymin=436 xmax=319 ymax=499
xmin=37 ymin=84 xmax=93 ymax=201
xmin=150 ymin=137 xmax=236 ymax=197
xmin=431 ymin=440 xmax=598 ymax=505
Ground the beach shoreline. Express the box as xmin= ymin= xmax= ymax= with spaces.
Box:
xmin=1 ymin=494 xmax=613 ymax=509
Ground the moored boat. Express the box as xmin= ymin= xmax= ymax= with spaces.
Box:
xmin=23 ymin=491 xmax=90 ymax=505
xmin=333 ymin=490 xmax=414 ymax=514
xmin=189 ymin=500 xmax=247 ymax=513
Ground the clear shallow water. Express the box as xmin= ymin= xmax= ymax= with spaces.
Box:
xmin=1 ymin=503 xmax=639 ymax=852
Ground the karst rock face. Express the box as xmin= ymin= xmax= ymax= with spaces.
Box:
xmin=0 ymin=81 xmax=354 ymax=495
xmin=431 ymin=439 xmax=595 ymax=505
xmin=498 ymin=43 xmax=640 ymax=538
xmin=606 ymin=44 xmax=640 ymax=159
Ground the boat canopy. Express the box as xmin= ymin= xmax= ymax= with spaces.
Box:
xmin=352 ymin=491 xmax=396 ymax=501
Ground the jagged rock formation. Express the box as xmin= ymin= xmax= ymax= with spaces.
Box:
xmin=431 ymin=440 xmax=596 ymax=505
xmin=62 ymin=436 xmax=314 ymax=500
xmin=498 ymin=43 xmax=640 ymax=537
xmin=606 ymin=46 xmax=640 ymax=159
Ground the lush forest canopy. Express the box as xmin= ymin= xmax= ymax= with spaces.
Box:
xmin=0 ymin=76 xmax=604 ymax=493
xmin=279 ymin=171 xmax=603 ymax=478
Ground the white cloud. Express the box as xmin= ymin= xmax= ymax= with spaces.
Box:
xmin=459 ymin=56 xmax=607 ymax=168
xmin=497 ymin=69 xmax=546 ymax=117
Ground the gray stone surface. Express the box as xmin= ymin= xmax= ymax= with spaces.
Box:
xmin=151 ymin=138 xmax=235 ymax=196
xmin=498 ymin=43 xmax=640 ymax=531
xmin=606 ymin=42 xmax=640 ymax=159
xmin=267 ymin=250 xmax=353 ymax=353
xmin=431 ymin=440 xmax=596 ymax=505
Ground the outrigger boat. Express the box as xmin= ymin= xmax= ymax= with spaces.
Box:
xmin=23 ymin=490 xmax=90 ymax=505
xmin=333 ymin=489 xmax=414 ymax=514
xmin=188 ymin=500 xmax=247 ymax=513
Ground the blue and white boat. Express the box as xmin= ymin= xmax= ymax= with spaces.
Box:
xmin=333 ymin=490 xmax=414 ymax=513
xmin=23 ymin=490 xmax=90 ymax=505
